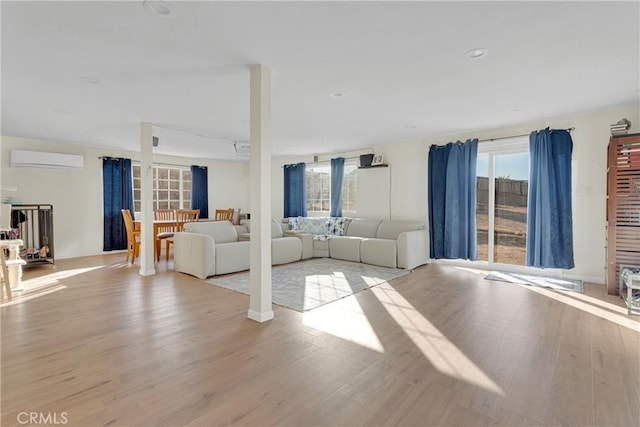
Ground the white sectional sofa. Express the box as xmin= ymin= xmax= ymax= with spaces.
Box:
xmin=173 ymin=220 xmax=302 ymax=279
xmin=173 ymin=217 xmax=429 ymax=279
xmin=284 ymin=217 xmax=429 ymax=270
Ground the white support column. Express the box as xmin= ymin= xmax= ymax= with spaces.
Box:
xmin=248 ymin=64 xmax=274 ymax=322
xmin=0 ymin=138 xmax=6 ymax=227
xmin=139 ymin=122 xmax=156 ymax=276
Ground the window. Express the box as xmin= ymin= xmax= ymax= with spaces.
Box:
xmin=132 ymin=164 xmax=191 ymax=212
xmin=306 ymin=165 xmax=331 ymax=212
xmin=305 ymin=160 xmax=358 ymax=213
xmin=476 ymin=139 xmax=529 ymax=266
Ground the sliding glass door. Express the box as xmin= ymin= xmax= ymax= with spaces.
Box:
xmin=476 ymin=139 xmax=529 ymax=266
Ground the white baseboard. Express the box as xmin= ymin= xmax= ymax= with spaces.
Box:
xmin=138 ymin=268 xmax=156 ymax=276
xmin=248 ymin=309 xmax=274 ymax=323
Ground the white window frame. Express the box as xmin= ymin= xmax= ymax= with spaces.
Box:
xmin=132 ymin=163 xmax=192 ymax=212
xmin=478 ymin=137 xmax=529 ymax=267
xmin=305 ymin=159 xmax=358 ymax=215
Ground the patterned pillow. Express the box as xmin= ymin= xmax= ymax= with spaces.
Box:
xmin=313 ymin=234 xmax=333 ymax=241
xmin=298 ymin=217 xmax=328 ymax=235
xmin=325 ymin=217 xmax=346 ymax=236
xmin=288 ymin=217 xmax=300 ymax=231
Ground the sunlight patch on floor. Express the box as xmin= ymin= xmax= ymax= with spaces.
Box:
xmin=20 ymin=266 xmax=104 ymax=289
xmin=302 ymin=289 xmax=385 ymax=353
xmin=2 ymin=266 xmax=105 ymax=306
xmin=560 ymin=289 xmax=629 ymax=315
xmin=522 ymin=285 xmax=640 ymax=331
xmin=361 ymin=275 xmax=387 ymax=286
xmin=107 ymin=262 xmax=139 ymax=269
xmin=2 ymin=284 xmax=67 ymax=306
xmin=371 ymin=282 xmax=504 ymax=396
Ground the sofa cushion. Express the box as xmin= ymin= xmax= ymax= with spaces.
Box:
xmin=376 ymin=220 xmax=425 ymax=240
xmin=347 ymin=219 xmax=382 ymax=238
xmin=329 ymin=236 xmax=362 ymax=263
xmin=271 ymin=218 xmax=284 ymax=238
xmin=215 ymin=241 xmax=250 ymax=275
xmin=272 ymin=237 xmax=302 ymax=265
xmin=184 ymin=221 xmax=238 ymax=244
xmin=298 ymin=217 xmax=328 ymax=234
xmin=237 ymin=219 xmax=284 ymax=238
xmin=312 ymin=238 xmax=330 ymax=258
xmin=360 ymin=238 xmax=397 ymax=268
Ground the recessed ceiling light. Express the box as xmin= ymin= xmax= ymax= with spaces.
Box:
xmin=329 ymin=92 xmax=344 ymax=98
xmin=143 ymin=0 xmax=171 ymax=16
xmin=465 ymin=48 xmax=488 ymax=60
xmin=405 ymin=125 xmax=417 ymax=129
xmin=510 ymin=107 xmax=520 ymax=112
xmin=322 ymin=141 xmax=329 ymax=144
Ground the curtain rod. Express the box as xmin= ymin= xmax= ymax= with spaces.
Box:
xmin=282 ymin=154 xmax=362 ymax=168
xmin=98 ymin=157 xmax=197 ymax=169
xmin=478 ymin=127 xmax=575 ymax=143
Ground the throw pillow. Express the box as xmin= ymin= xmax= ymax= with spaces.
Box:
xmin=288 ymin=217 xmax=300 ymax=231
xmin=298 ymin=217 xmax=328 ymax=235
xmin=325 ymin=217 xmax=346 ymax=236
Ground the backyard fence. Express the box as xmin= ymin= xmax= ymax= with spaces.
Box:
xmin=477 ymin=176 xmax=528 ymax=208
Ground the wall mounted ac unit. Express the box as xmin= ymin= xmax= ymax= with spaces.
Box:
xmin=10 ymin=150 xmax=84 ymax=170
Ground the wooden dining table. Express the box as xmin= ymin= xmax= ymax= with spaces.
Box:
xmin=133 ymin=218 xmax=215 ymax=261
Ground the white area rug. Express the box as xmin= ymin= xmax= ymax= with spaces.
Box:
xmin=485 ymin=271 xmax=584 ymax=293
xmin=209 ymin=258 xmax=410 ymax=312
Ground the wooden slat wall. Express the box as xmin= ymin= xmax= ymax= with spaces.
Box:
xmin=606 ymin=133 xmax=640 ymax=294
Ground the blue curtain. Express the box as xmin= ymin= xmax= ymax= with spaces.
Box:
xmin=526 ymin=129 xmax=574 ymax=269
xmin=103 ymin=157 xmax=134 ymax=251
xmin=330 ymin=157 xmax=345 ymax=217
xmin=428 ymin=139 xmax=478 ymax=260
xmin=190 ymin=165 xmax=209 ymax=219
xmin=284 ymin=162 xmax=307 ymax=217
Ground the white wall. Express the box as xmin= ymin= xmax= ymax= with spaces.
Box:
xmin=0 ymin=136 xmax=250 ymax=259
xmin=357 ymin=166 xmax=391 ymax=219
xmin=270 ymin=104 xmax=640 ymax=283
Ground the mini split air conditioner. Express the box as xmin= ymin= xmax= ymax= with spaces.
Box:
xmin=10 ymin=150 xmax=84 ymax=170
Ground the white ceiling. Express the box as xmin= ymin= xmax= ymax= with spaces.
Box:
xmin=2 ymin=1 xmax=639 ymax=161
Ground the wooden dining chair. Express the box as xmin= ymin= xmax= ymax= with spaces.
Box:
xmin=121 ymin=209 xmax=141 ymax=264
xmin=154 ymin=209 xmax=176 ymax=261
xmin=214 ymin=209 xmax=234 ymax=222
xmin=229 ymin=208 xmax=241 ymax=225
xmin=164 ymin=209 xmax=200 ymax=261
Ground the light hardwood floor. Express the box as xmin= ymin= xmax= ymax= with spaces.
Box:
xmin=2 ymin=255 xmax=639 ymax=426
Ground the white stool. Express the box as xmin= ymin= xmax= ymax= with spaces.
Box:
xmin=1 ymin=253 xmax=11 ymax=301
xmin=0 ymin=239 xmax=26 ymax=299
